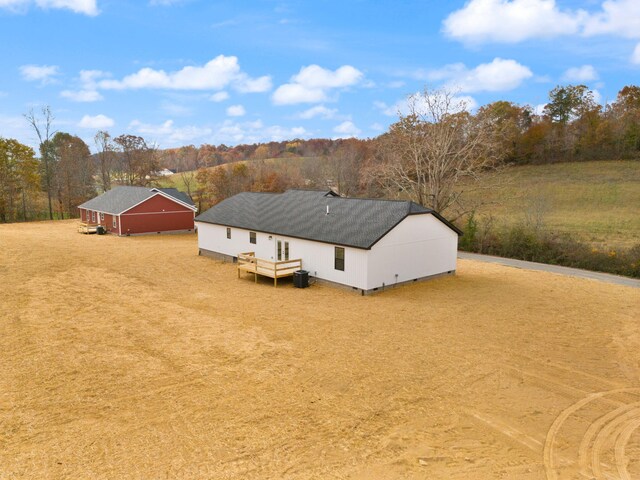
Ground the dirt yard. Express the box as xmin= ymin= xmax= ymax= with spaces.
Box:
xmin=1 ymin=220 xmax=638 ymax=479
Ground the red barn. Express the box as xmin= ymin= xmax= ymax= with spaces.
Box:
xmin=78 ymin=187 xmax=197 ymax=235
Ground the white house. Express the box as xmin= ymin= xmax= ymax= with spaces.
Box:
xmin=195 ymin=190 xmax=462 ymax=294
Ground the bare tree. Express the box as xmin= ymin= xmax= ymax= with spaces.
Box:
xmin=375 ymin=87 xmax=504 ymax=217
xmin=24 ymin=106 xmax=56 ymax=219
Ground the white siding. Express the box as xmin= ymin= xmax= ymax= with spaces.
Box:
xmin=197 ymin=214 xmax=459 ymax=292
xmin=367 ymin=214 xmax=458 ymax=290
xmin=196 ymin=222 xmax=370 ymax=290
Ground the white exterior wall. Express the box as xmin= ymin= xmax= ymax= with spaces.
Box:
xmin=196 ymin=222 xmax=370 ymax=290
xmin=366 ymin=214 xmax=458 ymax=290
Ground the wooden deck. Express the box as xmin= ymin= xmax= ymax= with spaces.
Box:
xmin=78 ymin=222 xmax=99 ymax=234
xmin=237 ymin=252 xmax=302 ymax=287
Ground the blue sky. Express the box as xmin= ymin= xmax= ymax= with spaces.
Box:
xmin=1 ymin=0 xmax=639 ymax=150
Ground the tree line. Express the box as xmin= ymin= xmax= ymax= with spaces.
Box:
xmin=1 ymin=83 xmax=638 ymax=224
xmin=1 ymin=107 xmax=160 ymax=222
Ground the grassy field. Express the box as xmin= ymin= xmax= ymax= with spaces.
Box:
xmin=162 ymin=159 xmax=640 ymax=249
xmin=466 ymin=160 xmax=640 ymax=248
xmin=1 ymin=220 xmax=638 ymax=479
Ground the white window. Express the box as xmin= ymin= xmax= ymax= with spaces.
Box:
xmin=226 ymin=227 xmax=231 ymax=239
xmin=112 ymin=216 xmax=117 ymax=228
xmin=91 ymin=211 xmax=96 ymax=222
xmin=100 ymin=212 xmax=104 ymax=222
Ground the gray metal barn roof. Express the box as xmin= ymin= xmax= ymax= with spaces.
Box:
xmin=78 ymin=186 xmax=195 ymax=215
xmin=195 ymin=190 xmax=461 ymax=249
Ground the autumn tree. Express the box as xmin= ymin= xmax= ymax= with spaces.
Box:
xmin=197 ymin=163 xmax=253 ymax=207
xmin=0 ymin=138 xmax=39 ymax=222
xmin=113 ymin=134 xmax=158 ymax=186
xmin=24 ymin=106 xmax=56 ymax=219
xmin=609 ymin=85 xmax=640 ymax=157
xmin=475 ymin=101 xmax=532 ymax=163
xmin=51 ymin=132 xmax=95 ymax=217
xmin=375 ymin=88 xmax=503 ymax=216
xmin=325 ymin=139 xmax=369 ymax=196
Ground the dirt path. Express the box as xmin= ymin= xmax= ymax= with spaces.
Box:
xmin=1 ymin=220 xmax=638 ymax=479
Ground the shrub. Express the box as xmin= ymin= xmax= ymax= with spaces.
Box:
xmin=458 ymin=216 xmax=640 ymax=278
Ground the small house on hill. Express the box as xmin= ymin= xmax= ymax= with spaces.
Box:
xmin=195 ymin=190 xmax=462 ymax=294
xmin=78 ymin=186 xmax=197 ymax=235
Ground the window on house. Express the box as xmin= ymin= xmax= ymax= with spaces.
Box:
xmin=284 ymin=241 xmax=289 ymax=261
xmin=250 ymin=231 xmax=256 ymax=244
xmin=92 ymin=211 xmax=96 ymax=222
xmin=277 ymin=240 xmax=282 ymax=261
xmin=335 ymin=246 xmax=345 ymax=271
xmin=227 ymin=227 xmax=231 ymax=239
xmin=113 ymin=217 xmax=117 ymax=228
xmin=100 ymin=212 xmax=104 ymax=222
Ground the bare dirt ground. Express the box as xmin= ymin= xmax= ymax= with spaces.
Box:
xmin=1 ymin=220 xmax=638 ymax=479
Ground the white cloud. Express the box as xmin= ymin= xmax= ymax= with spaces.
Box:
xmin=427 ymin=58 xmax=532 ymax=92
xmin=129 ymin=119 xmax=212 ymax=144
xmin=127 ymin=118 xmax=309 ymax=147
xmin=291 ymin=65 xmax=363 ymax=89
xmin=272 ymin=64 xmax=363 ymax=105
xmin=235 ymin=75 xmax=272 ymax=93
xmin=443 ymin=0 xmax=583 ymax=43
xmin=272 ymin=83 xmax=327 ymax=105
xmin=370 ymin=122 xmax=384 ymax=132
xmin=443 ymin=0 xmax=640 ymax=45
xmin=592 ymin=89 xmax=603 ymax=104
xmin=582 ymin=0 xmax=640 ymax=38
xmin=210 ymin=91 xmax=229 ymax=102
xmin=1 ymin=0 xmax=98 ymax=15
xmin=19 ymin=64 xmax=60 ymax=84
xmin=58 ymin=69 xmax=106 ymax=102
xmin=562 ymin=65 xmax=598 ymax=82
xmin=333 ymin=121 xmax=361 ymax=139
xmin=60 ymin=89 xmax=103 ymax=102
xmin=149 ymin=0 xmax=182 ymax=5
xmin=98 ymin=55 xmax=270 ymax=93
xmin=297 ymin=105 xmax=337 ymax=119
xmin=533 ymin=103 xmax=546 ymax=115
xmin=78 ymin=114 xmax=114 ymax=129
xmin=375 ymin=94 xmax=479 ymax=117
xmin=632 ymin=43 xmax=640 ymax=64
xmin=226 ymin=104 xmax=246 ymax=117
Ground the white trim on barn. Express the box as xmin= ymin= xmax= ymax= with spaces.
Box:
xmin=119 ymin=191 xmax=197 ymax=215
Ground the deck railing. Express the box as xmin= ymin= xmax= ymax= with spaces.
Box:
xmin=77 ymin=222 xmax=99 ymax=234
xmin=237 ymin=251 xmax=302 ymax=287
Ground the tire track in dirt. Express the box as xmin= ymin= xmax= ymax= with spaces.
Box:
xmin=544 ymin=388 xmax=640 ymax=480
xmin=614 ymin=418 xmax=640 ymax=480
xmin=591 ymin=407 xmax=640 ymax=480
xmin=578 ymin=402 xmax=640 ymax=477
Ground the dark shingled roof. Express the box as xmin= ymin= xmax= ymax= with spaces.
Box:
xmin=195 ymin=190 xmax=461 ymax=249
xmin=78 ymin=186 xmax=195 ymax=215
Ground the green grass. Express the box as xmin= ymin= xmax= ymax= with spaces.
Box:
xmin=158 ymin=158 xmax=639 ymax=249
xmin=466 ymin=160 xmax=640 ymax=248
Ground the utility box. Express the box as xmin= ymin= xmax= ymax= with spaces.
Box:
xmin=293 ymin=270 xmax=309 ymax=288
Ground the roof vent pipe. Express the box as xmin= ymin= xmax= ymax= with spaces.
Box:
xmin=326 ymin=205 xmax=329 ymax=215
